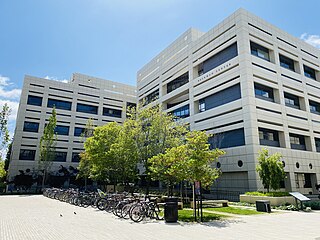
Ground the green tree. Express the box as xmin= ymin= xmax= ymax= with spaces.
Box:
xmin=4 ymin=141 xmax=12 ymax=171
xmin=83 ymin=122 xmax=122 ymax=184
xmin=256 ymin=148 xmax=286 ymax=192
xmin=0 ymin=161 xmax=6 ymax=179
xmin=149 ymin=131 xmax=225 ymax=195
xmin=0 ymin=103 xmax=11 ymax=183
xmin=39 ymin=107 xmax=57 ymax=189
xmin=83 ymin=121 xmax=140 ymax=188
xmin=128 ymin=104 xmax=188 ymax=193
xmin=0 ymin=103 xmax=11 ymax=159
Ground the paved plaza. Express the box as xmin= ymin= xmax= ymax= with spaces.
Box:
xmin=0 ymin=195 xmax=319 ymax=240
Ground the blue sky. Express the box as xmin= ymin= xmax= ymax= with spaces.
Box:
xmin=1 ymin=0 xmax=320 ymax=135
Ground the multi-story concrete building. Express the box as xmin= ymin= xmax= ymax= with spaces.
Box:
xmin=8 ymin=73 xmax=136 ymax=180
xmin=137 ymin=8 xmax=320 ymax=194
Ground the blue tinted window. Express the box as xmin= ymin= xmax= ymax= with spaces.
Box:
xmin=27 ymin=95 xmax=42 ymax=106
xmin=199 ymin=84 xmax=241 ymax=112
xmin=209 ymin=128 xmax=245 ymax=149
xmin=250 ymin=42 xmax=270 ymax=61
xmin=19 ymin=149 xmax=36 ymax=160
xmin=76 ymin=103 xmax=98 ymax=114
xmin=47 ymin=98 xmax=72 ymax=110
xmin=103 ymin=107 xmax=122 ymax=118
xmin=254 ymin=83 xmax=274 ymax=101
xmin=53 ymin=152 xmax=67 ymax=162
xmin=304 ymin=65 xmax=316 ymax=80
xmin=74 ymin=127 xmax=85 ymax=137
xmin=55 ymin=125 xmax=69 ymax=135
xmin=72 ymin=152 xmax=81 ymax=162
xmin=23 ymin=121 xmax=39 ymax=132
xmin=199 ymin=42 xmax=238 ymax=75
xmin=171 ymin=105 xmax=189 ymax=118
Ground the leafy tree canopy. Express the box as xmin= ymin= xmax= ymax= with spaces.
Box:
xmin=256 ymin=148 xmax=286 ymax=192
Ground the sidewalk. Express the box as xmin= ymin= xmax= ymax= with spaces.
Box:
xmin=0 ymin=195 xmax=319 ymax=240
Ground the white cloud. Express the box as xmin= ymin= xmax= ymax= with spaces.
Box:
xmin=0 ymin=75 xmax=10 ymax=86
xmin=300 ymin=33 xmax=320 ymax=48
xmin=0 ymin=87 xmax=22 ymax=99
xmin=44 ymin=75 xmax=69 ymax=83
xmin=0 ymin=75 xmax=21 ymax=100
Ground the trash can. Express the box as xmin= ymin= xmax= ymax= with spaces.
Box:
xmin=164 ymin=197 xmax=178 ymax=223
xmin=256 ymin=200 xmax=271 ymax=213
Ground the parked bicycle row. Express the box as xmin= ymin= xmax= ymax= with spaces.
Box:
xmin=43 ymin=188 xmax=163 ymax=222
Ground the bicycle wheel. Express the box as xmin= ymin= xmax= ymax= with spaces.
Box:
xmin=130 ymin=205 xmax=145 ymax=223
xmin=121 ymin=204 xmax=132 ymax=219
xmin=97 ymin=198 xmax=107 ymax=211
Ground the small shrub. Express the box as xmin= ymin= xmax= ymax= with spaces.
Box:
xmin=245 ymin=191 xmax=290 ymax=197
xmin=304 ymin=201 xmax=320 ymax=210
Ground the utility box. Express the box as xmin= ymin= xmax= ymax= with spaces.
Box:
xmin=256 ymin=200 xmax=271 ymax=213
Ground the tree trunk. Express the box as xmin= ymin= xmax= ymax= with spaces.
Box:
xmin=84 ymin=177 xmax=87 ymax=191
xmin=41 ymin=170 xmax=46 ymax=190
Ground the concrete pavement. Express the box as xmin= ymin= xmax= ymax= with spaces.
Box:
xmin=0 ymin=195 xmax=319 ymax=240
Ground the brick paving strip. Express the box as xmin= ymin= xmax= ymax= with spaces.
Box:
xmin=0 ymin=195 xmax=320 ymax=240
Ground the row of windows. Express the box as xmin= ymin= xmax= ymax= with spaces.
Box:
xmin=255 ymin=82 xmax=320 ymax=113
xmin=259 ymin=128 xmax=320 ymax=152
xmin=27 ymin=95 xmax=131 ymax=117
xmin=250 ymin=41 xmax=319 ymax=81
xmin=23 ymin=121 xmax=88 ymax=138
xmin=19 ymin=149 xmax=80 ymax=162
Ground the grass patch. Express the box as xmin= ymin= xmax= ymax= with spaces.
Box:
xmin=245 ymin=191 xmax=290 ymax=197
xmin=178 ymin=209 xmax=225 ymax=222
xmin=205 ymin=206 xmax=262 ymax=215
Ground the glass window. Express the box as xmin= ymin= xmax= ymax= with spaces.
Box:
xmin=284 ymin=92 xmax=300 ymax=109
xmin=167 ymin=72 xmax=189 ymax=93
xmin=289 ymin=133 xmax=306 ymax=150
xmin=199 ymin=42 xmax=238 ymax=75
xmin=23 ymin=121 xmax=39 ymax=132
xmin=208 ymin=128 xmax=245 ymax=149
xmin=309 ymin=100 xmax=320 ymax=114
xmin=55 ymin=125 xmax=69 ymax=135
xmin=144 ymin=89 xmax=159 ymax=105
xmin=53 ymin=151 xmax=67 ymax=162
xmin=47 ymin=98 xmax=72 ymax=110
xmin=315 ymin=138 xmax=320 ymax=152
xmin=76 ymin=103 xmax=98 ymax=114
xmin=74 ymin=127 xmax=85 ymax=137
xmin=27 ymin=95 xmax=42 ymax=106
xmin=103 ymin=107 xmax=122 ymax=118
xmin=250 ymin=42 xmax=270 ymax=61
xmin=304 ymin=65 xmax=316 ymax=80
xmin=19 ymin=149 xmax=36 ymax=160
xmin=199 ymin=100 xmax=206 ymax=112
xmin=279 ymin=54 xmax=295 ymax=71
xmin=258 ymin=128 xmax=280 ymax=147
xmin=254 ymin=83 xmax=274 ymax=101
xmin=171 ymin=105 xmax=189 ymax=119
xmin=72 ymin=152 xmax=81 ymax=162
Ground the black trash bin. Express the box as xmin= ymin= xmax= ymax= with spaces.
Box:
xmin=164 ymin=197 xmax=178 ymax=223
xmin=256 ymin=200 xmax=271 ymax=213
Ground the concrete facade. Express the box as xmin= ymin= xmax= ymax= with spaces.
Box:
xmin=137 ymin=9 xmax=320 ymax=194
xmin=8 ymin=73 xmax=136 ymax=180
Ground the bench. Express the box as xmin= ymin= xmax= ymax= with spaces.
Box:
xmin=191 ymin=200 xmax=228 ymax=208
